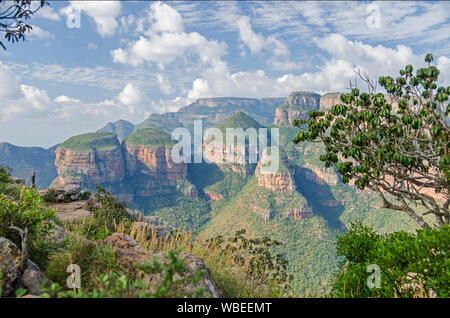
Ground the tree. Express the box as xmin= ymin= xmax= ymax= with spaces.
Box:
xmin=293 ymin=54 xmax=449 ymax=228
xmin=0 ymin=0 xmax=47 ymax=50
xmin=332 ymin=222 xmax=449 ymax=298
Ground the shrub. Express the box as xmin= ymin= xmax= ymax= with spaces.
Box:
xmin=332 ymin=222 xmax=450 ymax=298
xmin=0 ymin=187 xmax=56 ymax=266
xmin=0 ymin=164 xmax=11 ymax=183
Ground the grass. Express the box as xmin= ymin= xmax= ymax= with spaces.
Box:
xmin=58 ymin=132 xmax=120 ymax=152
xmin=125 ymin=127 xmax=176 ymax=147
xmin=114 ymin=220 xmax=292 ymax=297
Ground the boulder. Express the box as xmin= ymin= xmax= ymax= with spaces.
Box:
xmin=64 ymin=184 xmax=81 ymax=196
xmin=9 ymin=177 xmax=25 ymax=185
xmin=104 ymin=233 xmax=221 ymax=297
xmin=0 ymin=237 xmax=23 ymax=297
xmin=18 ymin=260 xmax=47 ymax=296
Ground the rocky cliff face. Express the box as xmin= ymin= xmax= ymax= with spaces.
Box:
xmin=124 ymin=144 xmax=186 ymax=180
xmin=284 ymin=205 xmax=313 ymax=220
xmin=255 ymin=166 xmax=295 ymax=193
xmin=273 ymin=91 xmax=321 ymax=126
xmin=319 ymin=93 xmax=341 ymax=111
xmin=54 ymin=146 xmax=125 ymax=188
xmin=302 ymin=164 xmax=340 ymax=186
xmin=53 ymin=130 xmax=187 ymax=191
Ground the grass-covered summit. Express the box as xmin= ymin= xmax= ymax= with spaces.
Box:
xmin=58 ymin=132 xmax=120 ymax=152
xmin=214 ymin=111 xmax=262 ymax=133
xmin=125 ymin=127 xmax=176 ymax=147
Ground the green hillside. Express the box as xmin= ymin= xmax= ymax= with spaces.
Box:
xmin=58 ymin=132 xmax=120 ymax=152
xmin=214 ymin=111 xmax=262 ymax=133
xmin=125 ymin=128 xmax=176 ymax=147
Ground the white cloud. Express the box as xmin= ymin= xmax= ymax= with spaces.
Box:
xmin=60 ymin=1 xmax=122 ymax=37
xmin=236 ymin=16 xmax=266 ymax=54
xmin=185 ymin=34 xmax=450 ymax=101
xmin=28 ymin=25 xmax=55 ymax=40
xmin=54 ymin=95 xmax=80 ymax=103
xmin=0 ymin=62 xmax=21 ymax=99
xmin=157 ymin=74 xmax=172 ymax=95
xmin=36 ymin=5 xmax=61 ymax=21
xmin=111 ymin=2 xmax=227 ymax=67
xmin=148 ymin=1 xmax=184 ymax=34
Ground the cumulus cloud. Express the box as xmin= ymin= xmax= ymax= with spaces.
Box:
xmin=36 ymin=5 xmax=61 ymax=21
xmin=60 ymin=1 xmax=122 ymax=37
xmin=28 ymin=25 xmax=55 ymax=40
xmin=111 ymin=2 xmax=227 ymax=67
xmin=185 ymin=34 xmax=450 ymax=100
xmin=54 ymin=95 xmax=81 ymax=103
xmin=0 ymin=62 xmax=21 ymax=99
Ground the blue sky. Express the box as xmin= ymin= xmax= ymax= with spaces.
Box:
xmin=0 ymin=1 xmax=449 ymax=148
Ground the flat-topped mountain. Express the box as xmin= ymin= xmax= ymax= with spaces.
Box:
xmin=97 ymin=120 xmax=135 ymax=142
xmin=53 ymin=132 xmax=125 ymax=188
xmin=124 ymin=128 xmax=185 ymax=180
xmin=52 ymin=128 xmax=187 ymax=190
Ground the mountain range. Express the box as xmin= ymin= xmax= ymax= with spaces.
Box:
xmin=0 ymin=91 xmax=417 ymax=294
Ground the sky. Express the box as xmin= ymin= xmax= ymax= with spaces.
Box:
xmin=0 ymin=0 xmax=449 ymax=148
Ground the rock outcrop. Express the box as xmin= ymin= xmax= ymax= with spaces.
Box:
xmin=255 ymin=149 xmax=295 ymax=193
xmin=0 ymin=237 xmax=23 ymax=296
xmin=284 ymin=205 xmax=313 ymax=220
xmin=53 ymin=129 xmax=187 ymax=192
xmin=124 ymin=145 xmax=186 ymax=180
xmin=273 ymin=91 xmax=321 ymax=126
xmin=18 ymin=260 xmax=47 ymax=296
xmin=302 ymin=164 xmax=340 ymax=186
xmin=54 ymin=133 xmax=125 ymax=188
xmin=203 ymin=111 xmax=261 ymax=177
xmin=104 ymin=233 xmax=221 ymax=297
xmin=319 ymin=93 xmax=342 ymax=111
xmin=255 ymin=169 xmax=295 ymax=193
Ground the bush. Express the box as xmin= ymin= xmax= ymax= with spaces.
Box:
xmin=0 ymin=187 xmax=56 ymax=266
xmin=332 ymin=222 xmax=450 ymax=298
xmin=0 ymin=164 xmax=11 ymax=183
xmin=92 ymin=185 xmax=133 ymax=234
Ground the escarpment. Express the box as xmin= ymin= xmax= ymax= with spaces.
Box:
xmin=273 ymin=91 xmax=321 ymax=126
xmin=319 ymin=93 xmax=342 ymax=111
xmin=124 ymin=128 xmax=186 ymax=180
xmin=53 ymin=129 xmax=187 ymax=190
xmin=255 ymin=148 xmax=295 ymax=193
xmin=203 ymin=111 xmax=262 ymax=177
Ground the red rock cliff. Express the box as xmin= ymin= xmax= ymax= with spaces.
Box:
xmin=124 ymin=144 xmax=186 ymax=180
xmin=54 ymin=146 xmax=125 ymax=187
